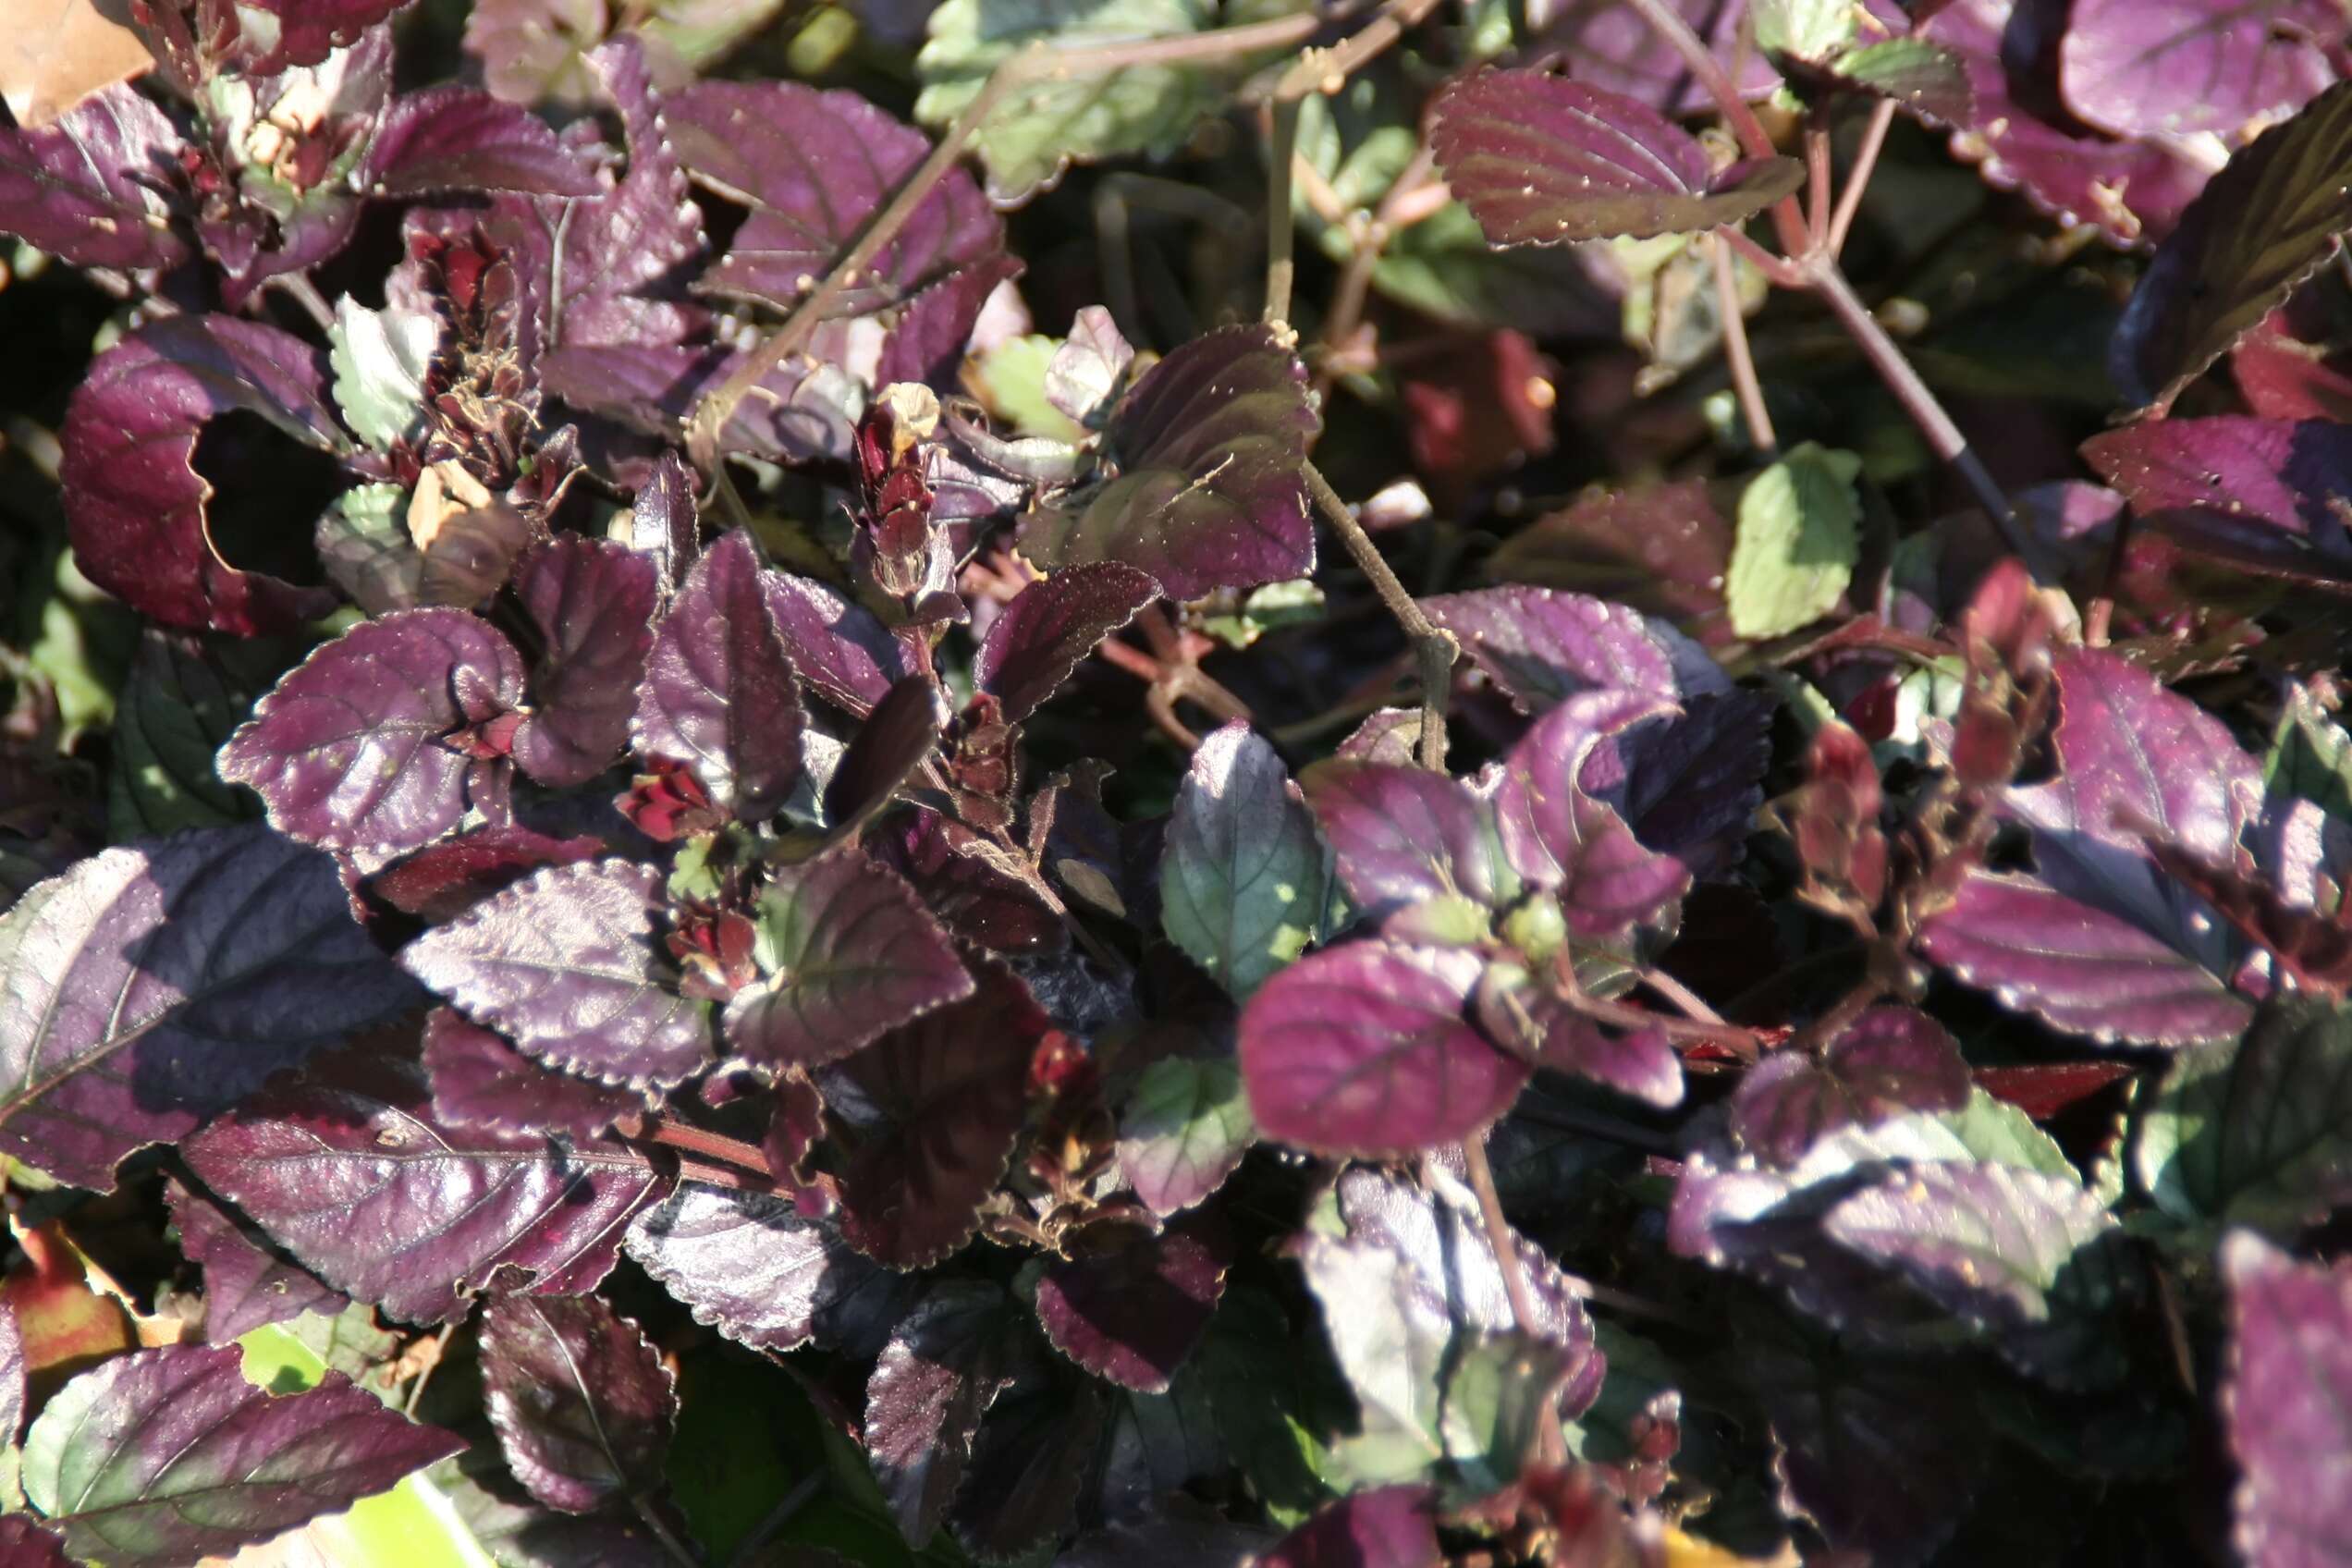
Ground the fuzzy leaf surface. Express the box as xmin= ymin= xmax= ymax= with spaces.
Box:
xmin=481 ymin=1295 xmax=676 ymax=1513
xmin=166 ymin=1179 xmax=351 ymax=1341
xmin=363 ymin=87 xmax=602 ymax=199
xmin=761 ymin=571 xmax=910 ymax=717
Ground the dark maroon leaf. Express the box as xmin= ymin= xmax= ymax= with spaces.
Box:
xmin=1495 ymin=690 xmax=1693 ymax=939
xmin=2112 ymin=80 xmax=2352 ymax=410
xmin=1486 ymin=481 xmax=1735 ymax=644
xmin=1302 ymin=760 xmax=1514 ymax=921
xmin=630 ymin=450 xmax=699 ymax=591
xmin=1020 ymin=325 xmax=1319 ymax=600
xmin=864 ymin=1279 xmax=1017 ymax=1547
xmin=423 ymin=1008 xmax=642 ymax=1143
xmin=59 ymin=314 xmax=345 ymax=636
xmin=1974 ymin=1060 xmax=2134 ymax=1121
xmin=623 ymin=1184 xmax=913 ymax=1355
xmin=822 ymin=674 xmax=947 ymax=831
xmin=238 ymin=0 xmax=410 ymax=71
xmin=166 ymin=1178 xmax=351 ymax=1340
xmin=403 ymin=860 xmax=715 ymax=1088
xmin=873 ymin=808 xmax=1065 ymax=954
xmin=363 ymin=88 xmax=601 ymax=199
xmin=480 ymin=1295 xmax=676 ymax=1513
xmin=182 ymin=1047 xmax=668 ymax=1324
xmin=632 ymin=530 xmax=804 ymax=824
xmin=975 ymin=563 xmax=1159 ymax=723
xmin=1239 ymin=941 xmax=1527 ymax=1158
xmin=947 ymin=1370 xmax=1107 ymax=1561
xmin=2081 ymin=417 xmax=2352 ymax=564
xmin=1256 ymin=1486 xmax=1439 ymax=1568
xmin=2234 ymin=311 xmax=2352 ymax=422
xmin=0 ymin=84 xmax=190 ymax=272
xmin=1430 ymin=67 xmax=1804 ymax=246
xmin=818 ymin=960 xmax=1047 ymax=1268
xmin=665 ymin=79 xmax=1006 ymax=322
xmin=0 ymin=821 xmax=421 ymax=1193
xmin=2223 ymin=1231 xmax=2352 ymax=1568
xmin=1421 ymin=584 xmax=1724 ymax=713
xmin=1731 ymin=1007 xmax=1973 ymax=1166
xmin=0 ymin=1518 xmax=70 ymax=1567
xmin=19 ymin=1341 xmax=462 ymax=1566
xmin=1036 ymin=1224 xmax=1230 ymax=1393
xmin=1580 ymin=687 xmax=1771 ymax=879
xmin=722 ymin=851 xmax=972 ymax=1069
xmin=511 ymin=537 xmax=661 ymax=788
xmin=762 ymin=570 xmax=910 ymax=717
xmin=876 ymin=254 xmax=1027 ymax=388
xmin=219 ymin=610 xmax=525 ymax=856
xmin=369 ymin=826 xmax=606 ymax=925
xmin=1480 ymin=978 xmax=1684 ymax=1107
xmin=2059 ymin=0 xmax=2341 ymax=140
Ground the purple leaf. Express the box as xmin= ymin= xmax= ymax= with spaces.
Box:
xmin=1256 ymin=1486 xmax=1439 ymax=1568
xmin=630 ymin=451 xmax=699 ymax=591
xmin=0 ymin=822 xmax=421 ymax=1193
xmin=19 ymin=1342 xmax=462 ymax=1566
xmin=369 ymin=827 xmax=606 ymax=925
xmin=219 ymin=610 xmax=525 ymax=856
xmin=1164 ymin=722 xmax=1332 ymax=998
xmin=762 ymin=570 xmax=910 ymax=717
xmin=480 ymin=1295 xmax=677 ymax=1513
xmin=722 ymin=851 xmax=973 ymax=1069
xmin=59 ymin=314 xmax=345 ymax=636
xmin=877 ymin=254 xmax=1027 ymax=387
xmin=818 ymin=960 xmax=1048 ymax=1267
xmin=2081 ymin=417 xmax=2352 ymax=567
xmin=0 ymin=1518 xmax=71 ymax=1567
xmin=1536 ymin=0 xmax=1780 ymax=116
xmin=403 ymin=860 xmax=714 ymax=1088
xmin=624 ymin=1184 xmax=913 ymax=1355
xmin=1481 ymin=979 xmax=1684 ymax=1108
xmin=1917 ymin=0 xmax=2210 ymax=248
xmin=1239 ymin=942 xmax=1527 ymax=1158
xmin=1820 ymin=1160 xmax=2131 ymax=1383
xmin=822 ymin=674 xmax=947 ymax=831
xmin=166 ymin=1179 xmax=351 ymax=1341
xmin=1302 ymin=761 xmax=1513 ymax=921
xmin=1588 ymin=688 xmax=1771 ymax=879
xmin=1117 ymin=1057 xmax=1254 ymax=1218
xmin=1732 ymin=1007 xmax=1973 ymax=1166
xmin=239 ymin=0 xmax=413 ymax=71
xmin=2060 ymin=0 xmax=2340 ymax=140
xmin=1036 ymin=1224 xmax=1230 ymax=1393
xmin=511 ymin=537 xmax=661 ymax=788
xmin=423 ymin=1008 xmax=643 ymax=1143
xmin=1485 ymin=481 xmax=1736 ymax=645
xmin=664 ymin=80 xmax=1007 ymax=322
xmin=0 ymin=84 xmax=190 ymax=272
xmin=946 ymin=1372 xmax=1106 ymax=1561
xmin=0 ymin=1298 xmax=20 ymax=1441
xmin=363 ymin=88 xmax=602 ymax=199
xmin=2112 ymin=80 xmax=2352 ymax=410
xmin=864 ymin=1280 xmax=1017 ymax=1547
xmin=2223 ymin=1231 xmax=2352 ymax=1568
xmin=1020 ymin=325 xmax=1319 ymax=600
xmin=182 ymin=1047 xmax=668 ymax=1324
xmin=1421 ymin=585 xmax=1724 ymax=713
xmin=873 ymin=808 xmax=1065 ymax=955
xmin=1430 ymin=67 xmax=1805 ymax=246
xmin=632 ymin=531 xmax=804 ymax=823
xmin=1496 ymin=691 xmax=1694 ymax=938
xmin=975 ymin=563 xmax=1159 ymax=723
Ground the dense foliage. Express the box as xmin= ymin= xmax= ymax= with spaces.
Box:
xmin=2 ymin=0 xmax=2351 ymax=1564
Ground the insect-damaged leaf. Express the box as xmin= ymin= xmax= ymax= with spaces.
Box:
xmin=1020 ymin=325 xmax=1318 ymax=600
xmin=1117 ymin=1056 xmax=1255 ymax=1217
xmin=60 ymin=314 xmax=346 ymax=636
xmin=632 ymin=530 xmax=804 ymax=823
xmin=20 ymin=1341 xmax=462 ymax=1566
xmin=219 ymin=609 xmax=526 ymax=857
xmin=0 ymin=821 xmax=421 ymax=1193
xmin=511 ymin=537 xmax=661 ymax=788
xmin=181 ymin=1047 xmax=668 ymax=1323
xmin=1430 ymin=67 xmax=1804 ymax=246
xmin=1036 ymin=1222 xmax=1231 ymax=1393
xmin=1163 ymin=721 xmax=1332 ymax=998
xmin=1240 ymin=941 xmax=1526 ymax=1159
xmin=2112 ymin=80 xmax=2352 ymax=412
xmin=723 ymin=851 xmax=973 ymax=1070
xmin=422 ymin=1007 xmax=643 ymax=1143
xmin=404 ymin=860 xmax=715 ymax=1088
xmin=818 ymin=960 xmax=1049 ymax=1268
xmin=2223 ymin=1231 xmax=2352 ymax=1568
xmin=481 ymin=1295 xmax=677 ymax=1513
xmin=624 ymin=1184 xmax=914 ymax=1356
xmin=864 ymin=1279 xmax=1019 ymax=1547
xmin=975 ymin=563 xmax=1159 ymax=723
xmin=0 ymin=83 xmax=186 ymax=271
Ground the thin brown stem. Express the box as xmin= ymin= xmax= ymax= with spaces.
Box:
xmin=1829 ymin=97 xmax=1896 ymax=256
xmin=1304 ymin=461 xmax=1455 ymax=772
xmin=401 ymin=1321 xmax=459 ymax=1419
xmin=1264 ymin=96 xmax=1302 ymax=324
xmin=1715 ymin=224 xmax=1807 ymax=288
xmin=633 ymin=1496 xmax=706 ymax=1568
xmin=1639 ymin=965 xmax=1726 ymax=1026
xmin=1562 ymin=974 xmax=1763 ymax=1058
xmin=1619 ymin=0 xmax=1808 ymax=257
xmin=1791 ymin=974 xmax=1887 ymax=1057
xmin=1710 ymin=236 xmax=1776 ymax=453
xmin=614 ymin=1114 xmax=774 ymax=1177
xmin=1459 ymin=1133 xmax=1542 ymax=1337
xmin=1805 ymin=112 xmax=1833 ymax=254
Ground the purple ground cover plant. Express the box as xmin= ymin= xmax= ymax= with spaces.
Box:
xmin=0 ymin=0 xmax=2350 ymax=1563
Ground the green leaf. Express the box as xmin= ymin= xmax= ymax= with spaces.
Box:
xmin=1831 ymin=39 xmax=1973 ymax=123
xmin=2264 ymin=684 xmax=2352 ymax=826
xmin=1160 ymin=721 xmax=1334 ymax=998
xmin=1725 ymin=442 xmax=1861 ymax=639
xmin=317 ymin=482 xmax=423 ymax=616
xmin=106 ymin=630 xmax=283 ymax=841
xmin=1118 ymin=1056 xmax=1256 ymax=1217
xmin=640 ymin=0 xmax=791 ymax=67
xmin=1199 ymin=579 xmax=1325 ymax=650
xmin=1754 ymin=0 xmax=1855 ymax=59
xmin=329 ymin=296 xmax=438 ymax=453
xmin=1437 ymin=1335 xmax=1580 ymax=1494
xmin=916 ymin=0 xmax=1275 ymax=202
xmin=2135 ymin=992 xmax=2352 ymax=1232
